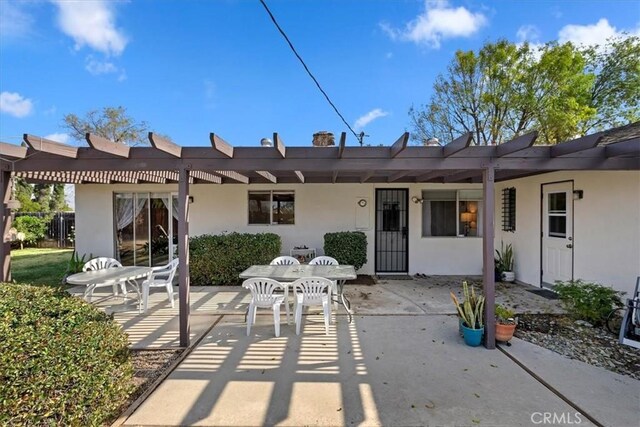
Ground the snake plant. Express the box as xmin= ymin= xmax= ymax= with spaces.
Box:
xmin=450 ymin=281 xmax=485 ymax=329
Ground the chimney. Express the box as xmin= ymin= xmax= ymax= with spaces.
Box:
xmin=312 ymin=131 xmax=335 ymax=147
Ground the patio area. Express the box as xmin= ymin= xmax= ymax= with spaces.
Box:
xmin=67 ymin=276 xmax=564 ymax=348
xmin=67 ymin=277 xmax=639 ymax=426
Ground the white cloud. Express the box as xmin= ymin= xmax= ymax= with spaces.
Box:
xmin=381 ymin=0 xmax=487 ymax=48
xmin=44 ymin=133 xmax=70 ymax=144
xmin=516 ymin=25 xmax=540 ymax=43
xmin=85 ymin=56 xmax=118 ymax=75
xmin=0 ymin=92 xmax=34 ymax=118
xmin=354 ymin=109 xmax=389 ymax=130
xmin=558 ymin=18 xmax=640 ymax=47
xmin=0 ymin=1 xmax=34 ymax=41
xmin=51 ymin=0 xmax=128 ymax=56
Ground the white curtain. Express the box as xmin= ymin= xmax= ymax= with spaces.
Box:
xmin=115 ymin=194 xmax=147 ymax=231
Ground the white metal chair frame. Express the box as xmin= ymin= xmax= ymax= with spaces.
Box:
xmin=243 ymin=278 xmax=290 ymax=337
xmin=291 ymin=277 xmax=333 ymax=335
xmin=82 ymin=257 xmax=126 ymax=301
xmin=142 ymin=258 xmax=179 ymax=313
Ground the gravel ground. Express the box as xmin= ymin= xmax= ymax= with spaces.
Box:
xmin=515 ymin=314 xmax=640 ymax=380
xmin=128 ymin=349 xmax=184 ymax=403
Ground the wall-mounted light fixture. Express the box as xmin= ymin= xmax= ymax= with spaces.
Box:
xmin=411 ymin=196 xmax=423 ymax=204
xmin=573 ymin=190 xmax=583 ymax=200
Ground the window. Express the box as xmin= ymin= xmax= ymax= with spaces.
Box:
xmin=502 ymin=187 xmax=516 ymax=232
xmin=421 ymin=190 xmax=483 ymax=237
xmin=547 ymin=192 xmax=567 ymax=237
xmin=248 ymin=191 xmax=295 ymax=225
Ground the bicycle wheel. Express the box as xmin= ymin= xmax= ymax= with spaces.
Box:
xmin=606 ymin=308 xmax=624 ymax=335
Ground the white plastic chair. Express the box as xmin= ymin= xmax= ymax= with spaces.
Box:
xmin=292 ymin=277 xmax=333 ymax=335
xmin=309 ymin=256 xmax=339 ymax=309
xmin=243 ymin=278 xmax=289 ymax=337
xmin=142 ymin=258 xmax=179 ymax=313
xmin=82 ymin=257 xmax=126 ymax=301
xmin=270 ymin=256 xmax=300 ymax=318
xmin=270 ymin=256 xmax=300 ymax=266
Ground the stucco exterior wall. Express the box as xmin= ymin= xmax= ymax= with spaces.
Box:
xmin=495 ymin=171 xmax=640 ymax=296
xmin=75 ymin=182 xmax=484 ymax=276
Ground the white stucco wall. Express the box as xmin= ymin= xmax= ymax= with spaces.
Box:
xmin=495 ymin=171 xmax=640 ymax=296
xmin=75 ymin=182 xmax=484 ymax=276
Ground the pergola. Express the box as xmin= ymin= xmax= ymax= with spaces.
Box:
xmin=1 ymin=125 xmax=638 ymax=349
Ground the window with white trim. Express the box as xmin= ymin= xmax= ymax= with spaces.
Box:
xmin=421 ymin=190 xmax=483 ymax=237
xmin=248 ymin=191 xmax=295 ymax=225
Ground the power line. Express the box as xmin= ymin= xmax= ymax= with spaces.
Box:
xmin=258 ymin=0 xmax=361 ymax=144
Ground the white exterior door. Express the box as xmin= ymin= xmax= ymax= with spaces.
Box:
xmin=542 ymin=182 xmax=574 ymax=286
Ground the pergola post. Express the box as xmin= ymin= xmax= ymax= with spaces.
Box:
xmin=178 ymin=168 xmax=190 ymax=347
xmin=482 ymin=166 xmax=496 ymax=349
xmin=0 ymin=170 xmax=11 ymax=283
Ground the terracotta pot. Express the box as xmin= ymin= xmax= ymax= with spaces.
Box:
xmin=495 ymin=322 xmax=517 ymax=342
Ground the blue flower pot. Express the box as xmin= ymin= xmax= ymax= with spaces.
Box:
xmin=461 ymin=323 xmax=484 ymax=347
xmin=458 ymin=317 xmax=464 ymax=336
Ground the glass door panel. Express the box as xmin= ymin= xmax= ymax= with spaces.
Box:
xmin=150 ymin=194 xmax=170 ymax=266
xmin=133 ymin=193 xmax=150 ymax=266
xmin=114 ymin=193 xmax=135 ymax=265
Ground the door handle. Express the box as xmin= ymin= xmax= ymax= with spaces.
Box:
xmin=566 ymin=244 xmax=573 ymax=249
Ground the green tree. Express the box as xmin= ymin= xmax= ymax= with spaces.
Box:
xmin=62 ymin=106 xmax=149 ymax=146
xmin=14 ymin=178 xmax=41 ymax=212
xmin=410 ymin=37 xmax=639 ymax=145
xmin=49 ymin=184 xmax=69 ymax=212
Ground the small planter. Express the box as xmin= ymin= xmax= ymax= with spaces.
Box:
xmin=461 ymin=323 xmax=484 ymax=347
xmin=501 ymin=271 xmax=515 ymax=283
xmin=495 ymin=322 xmax=517 ymax=342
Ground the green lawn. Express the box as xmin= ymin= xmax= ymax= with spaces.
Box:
xmin=11 ymin=248 xmax=73 ymax=287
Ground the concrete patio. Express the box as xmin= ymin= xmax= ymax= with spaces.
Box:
xmin=69 ymin=278 xmax=638 ymax=426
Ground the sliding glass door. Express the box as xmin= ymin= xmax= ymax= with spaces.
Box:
xmin=114 ymin=193 xmax=177 ymax=266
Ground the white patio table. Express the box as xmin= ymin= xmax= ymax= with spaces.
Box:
xmin=239 ymin=264 xmax=357 ymax=322
xmin=66 ymin=266 xmax=152 ymax=314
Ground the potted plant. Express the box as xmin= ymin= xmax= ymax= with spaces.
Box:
xmin=495 ymin=304 xmax=517 ymax=343
xmin=495 ymin=242 xmax=515 ymax=282
xmin=450 ymin=281 xmax=485 ymax=346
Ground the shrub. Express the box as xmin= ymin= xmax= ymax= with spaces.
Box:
xmin=14 ymin=215 xmax=49 ymax=246
xmin=554 ymin=279 xmax=624 ymax=326
xmin=189 ymin=232 xmax=281 ymax=285
xmin=0 ymin=283 xmax=134 ymax=425
xmin=323 ymin=231 xmax=367 ymax=270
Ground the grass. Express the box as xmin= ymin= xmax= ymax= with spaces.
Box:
xmin=11 ymin=248 xmax=73 ymax=287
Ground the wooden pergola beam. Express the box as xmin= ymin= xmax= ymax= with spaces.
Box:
xmin=360 ymin=170 xmax=375 ymax=183
xmin=443 ymin=132 xmax=473 ymax=157
xmin=273 ymin=132 xmax=286 ymax=158
xmin=256 ymin=171 xmax=277 ymax=183
xmin=496 ymin=131 xmax=538 ymax=157
xmin=191 ymin=170 xmax=222 ymax=184
xmin=416 ymin=170 xmax=447 ymax=182
xmin=551 ymin=133 xmax=603 ymax=157
xmin=390 ymin=132 xmax=410 ymax=158
xmin=337 ymin=132 xmax=346 ymax=158
xmin=0 ymin=142 xmax=27 ymax=159
xmin=212 ymin=170 xmax=249 ymax=184
xmin=294 ymin=171 xmax=305 ymax=183
xmin=210 ymin=133 xmax=234 ymax=158
xmin=24 ymin=134 xmax=78 ymax=158
xmin=388 ymin=171 xmax=410 ymax=182
xmin=149 ymin=132 xmax=182 ymax=157
xmin=605 ymin=138 xmax=640 ymax=157
xmin=332 ymin=170 xmax=339 ymax=183
xmin=86 ymin=133 xmax=130 ymax=158
xmin=443 ymin=170 xmax=480 ymax=183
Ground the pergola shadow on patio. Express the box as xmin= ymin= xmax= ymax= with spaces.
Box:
xmin=2 ymin=125 xmax=639 ymax=348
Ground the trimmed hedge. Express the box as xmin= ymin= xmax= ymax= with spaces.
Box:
xmin=190 ymin=232 xmax=281 ymax=285
xmin=0 ymin=284 xmax=134 ymax=426
xmin=324 ymin=231 xmax=367 ymax=270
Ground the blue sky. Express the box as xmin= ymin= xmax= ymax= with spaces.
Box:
xmin=1 ymin=0 xmax=639 ymax=148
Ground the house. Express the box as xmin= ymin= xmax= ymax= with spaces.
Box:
xmin=68 ymin=124 xmax=640 ymax=296
xmin=1 ymin=123 xmax=638 ymax=346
